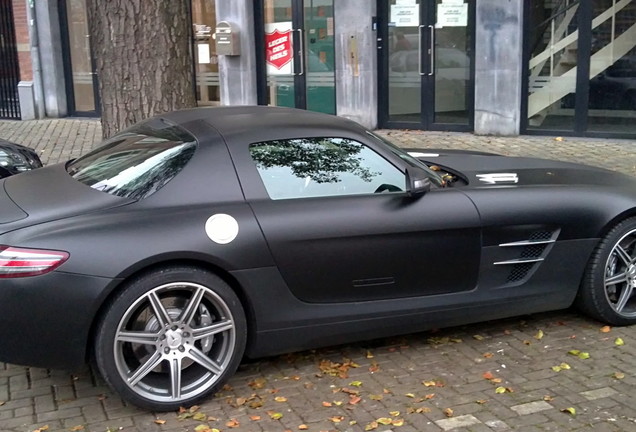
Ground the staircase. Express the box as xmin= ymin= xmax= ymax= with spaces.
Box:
xmin=528 ymin=0 xmax=636 ymax=124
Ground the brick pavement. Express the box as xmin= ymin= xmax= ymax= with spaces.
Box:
xmin=0 ymin=118 xmax=635 ymax=432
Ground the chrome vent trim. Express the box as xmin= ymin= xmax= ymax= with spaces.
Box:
xmin=499 ymin=239 xmax=556 ymax=247
xmin=494 ymin=257 xmax=545 ymax=266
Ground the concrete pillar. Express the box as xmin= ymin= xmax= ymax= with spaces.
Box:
xmin=474 ymin=0 xmax=524 ymax=136
xmin=334 ymin=1 xmax=377 ymax=129
xmin=215 ymin=0 xmax=258 ymax=106
xmin=35 ymin=1 xmax=68 ymax=118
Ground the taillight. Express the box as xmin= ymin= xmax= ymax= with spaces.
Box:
xmin=0 ymin=245 xmax=69 ymax=278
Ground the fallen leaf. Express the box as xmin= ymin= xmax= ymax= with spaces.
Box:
xmin=329 ymin=416 xmax=345 ymax=423
xmin=568 ymin=350 xmax=590 ymax=359
xmin=349 ymin=420 xmax=358 ymax=425
xmin=248 ymin=377 xmax=267 ymax=389
xmin=475 ymin=399 xmax=488 ymax=404
xmin=473 ymin=334 xmax=485 ymax=340
xmin=495 ymin=386 xmax=513 ymax=394
xmin=153 ymin=420 xmax=166 ymax=425
xmin=349 ymin=395 xmax=362 ymax=405
xmin=600 ymin=326 xmax=611 ymax=333
xmin=613 ymin=372 xmax=625 ymax=379
xmin=405 ymin=393 xmax=415 ymax=398
xmin=249 ymin=415 xmax=261 ymax=421
xmin=482 ymin=371 xmax=495 ymax=380
xmin=298 ymin=425 xmax=309 ymax=430
xmin=69 ymin=426 xmax=85 ymax=431
xmin=615 ymin=337 xmax=625 ymax=346
xmin=543 ymin=395 xmax=554 ymax=401
xmin=377 ymin=417 xmax=393 ymax=425
xmin=561 ymin=407 xmax=576 ymax=416
xmin=32 ymin=427 xmax=49 ymax=432
xmin=322 ymin=401 xmax=332 ymax=407
xmin=424 ymin=393 xmax=435 ymax=400
xmin=535 ymin=330 xmax=544 ymax=340
xmin=268 ymin=411 xmax=283 ymax=420
xmin=193 ymin=426 xmax=211 ymax=432
xmin=555 ymin=136 xmax=564 ymax=142
xmin=443 ymin=408 xmax=454 ymax=418
xmin=389 ymin=411 xmax=400 ymax=417
xmin=393 ymin=418 xmax=405 ymax=426
xmin=193 ymin=412 xmax=207 ymax=421
xmin=523 ymin=340 xmax=532 ymax=345
xmin=333 ymin=400 xmax=343 ymax=406
xmin=274 ymin=396 xmax=288 ymax=402
xmin=0 ymin=401 xmax=4 ymax=406
xmin=383 ymin=388 xmax=393 ymax=394
xmin=364 ymin=421 xmax=378 ymax=431
xmin=225 ymin=419 xmax=240 ymax=428
xmin=366 ymin=350 xmax=374 ymax=358
xmin=483 ymin=352 xmax=494 ymax=358
xmin=552 ymin=362 xmax=571 ymax=372
xmin=349 ymin=380 xmax=363 ymax=387
xmin=369 ymin=394 xmax=383 ymax=400
xmin=369 ymin=361 xmax=380 ymax=373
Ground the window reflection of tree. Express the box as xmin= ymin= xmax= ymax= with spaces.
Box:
xmin=250 ymin=138 xmax=377 ymax=184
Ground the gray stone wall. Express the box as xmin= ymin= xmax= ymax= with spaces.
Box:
xmin=215 ymin=0 xmax=258 ymax=106
xmin=334 ymin=1 xmax=377 ymax=129
xmin=474 ymin=0 xmax=524 ymax=135
xmin=36 ymin=1 xmax=67 ymax=118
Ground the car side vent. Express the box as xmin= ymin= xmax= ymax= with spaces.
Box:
xmin=495 ymin=229 xmax=561 ymax=285
xmin=507 ymin=263 xmax=534 ymax=283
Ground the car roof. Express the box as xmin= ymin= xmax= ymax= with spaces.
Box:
xmin=160 ymin=106 xmax=368 ymax=143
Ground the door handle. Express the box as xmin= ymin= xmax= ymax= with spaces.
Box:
xmin=295 ymin=28 xmax=304 ymax=76
xmin=429 ymin=25 xmax=435 ymax=76
xmin=418 ymin=25 xmax=425 ymax=76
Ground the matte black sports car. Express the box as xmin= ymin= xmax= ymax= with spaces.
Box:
xmin=0 ymin=139 xmax=42 ymax=178
xmin=1 ymin=106 xmax=635 ymax=411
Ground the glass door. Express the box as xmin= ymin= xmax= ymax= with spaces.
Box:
xmin=262 ymin=0 xmax=335 ymax=114
xmin=379 ymin=0 xmax=474 ymax=130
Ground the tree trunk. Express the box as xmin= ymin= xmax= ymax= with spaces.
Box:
xmin=87 ymin=0 xmax=196 ymax=138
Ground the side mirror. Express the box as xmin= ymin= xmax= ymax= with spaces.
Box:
xmin=405 ymin=167 xmax=432 ymax=197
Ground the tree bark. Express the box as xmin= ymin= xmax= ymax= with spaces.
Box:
xmin=86 ymin=0 xmax=196 ymax=138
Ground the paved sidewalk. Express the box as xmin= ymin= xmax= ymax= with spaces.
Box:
xmin=0 ymin=118 xmax=635 ymax=432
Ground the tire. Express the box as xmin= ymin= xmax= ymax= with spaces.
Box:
xmin=94 ymin=266 xmax=246 ymax=411
xmin=576 ymin=217 xmax=636 ymax=325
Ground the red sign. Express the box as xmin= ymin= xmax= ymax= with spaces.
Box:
xmin=265 ymin=29 xmax=293 ymax=70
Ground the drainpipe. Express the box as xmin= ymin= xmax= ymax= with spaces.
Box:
xmin=26 ymin=0 xmax=45 ymax=118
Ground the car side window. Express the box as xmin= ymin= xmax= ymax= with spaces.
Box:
xmin=249 ymin=137 xmax=405 ymax=200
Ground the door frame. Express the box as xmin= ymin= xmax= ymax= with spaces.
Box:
xmin=255 ymin=0 xmax=336 ymax=113
xmin=377 ymin=0 xmax=475 ymax=131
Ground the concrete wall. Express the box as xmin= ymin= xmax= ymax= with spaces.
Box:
xmin=215 ymin=0 xmax=257 ymax=106
xmin=334 ymin=1 xmax=377 ymax=129
xmin=474 ymin=0 xmax=524 ymax=135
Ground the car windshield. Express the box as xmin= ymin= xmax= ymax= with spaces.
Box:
xmin=66 ymin=118 xmax=197 ymax=200
xmin=365 ymin=131 xmax=445 ymax=187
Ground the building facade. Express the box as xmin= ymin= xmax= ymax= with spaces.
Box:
xmin=3 ymin=0 xmax=636 ymax=138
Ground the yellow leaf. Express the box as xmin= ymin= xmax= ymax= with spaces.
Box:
xmin=543 ymin=395 xmax=554 ymax=401
xmin=274 ymin=396 xmax=288 ymax=402
xmin=193 ymin=412 xmax=207 ymax=421
xmin=366 ymin=350 xmax=374 ymax=358
xmin=405 ymin=393 xmax=415 ymax=398
xmin=377 ymin=417 xmax=393 ymax=425
xmin=268 ymin=411 xmax=283 ymax=420
xmin=568 ymin=349 xmax=580 ymax=356
xmin=193 ymin=426 xmax=210 ymax=432
xmin=349 ymin=380 xmax=363 ymax=387
xmin=555 ymin=136 xmax=564 ymax=141
xmin=495 ymin=387 xmax=507 ymax=394
xmin=613 ymin=372 xmax=625 ymax=379
xmin=34 ymin=426 xmax=49 ymax=432
xmin=615 ymin=337 xmax=625 ymax=346
xmin=393 ymin=418 xmax=405 ymax=427
xmin=389 ymin=411 xmax=400 ymax=417
xmin=443 ymin=408 xmax=454 ymax=418
xmin=551 ymin=366 xmax=562 ymax=372
xmin=600 ymin=325 xmax=611 ymax=333
xmin=350 ymin=420 xmax=358 ymax=425
xmin=535 ymin=330 xmax=544 ymax=340
xmin=473 ymin=334 xmax=485 ymax=340
xmin=365 ymin=421 xmax=379 ymax=431
xmin=561 ymin=407 xmax=576 ymax=416
xmin=333 ymin=400 xmax=343 ymax=406
xmin=578 ymin=352 xmax=590 ymax=359
xmin=560 ymin=363 xmax=571 ymax=370
xmin=153 ymin=420 xmax=166 ymax=425
xmin=329 ymin=416 xmax=345 ymax=423
xmin=370 ymin=394 xmax=383 ymax=400
xmin=422 ymin=380 xmax=436 ymax=387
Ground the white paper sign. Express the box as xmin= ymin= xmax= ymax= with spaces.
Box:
xmin=390 ymin=4 xmax=419 ymax=27
xmin=197 ymin=44 xmax=211 ymax=64
xmin=437 ymin=3 xmax=468 ymax=27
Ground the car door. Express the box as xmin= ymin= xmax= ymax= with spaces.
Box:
xmin=236 ymin=135 xmax=482 ymax=303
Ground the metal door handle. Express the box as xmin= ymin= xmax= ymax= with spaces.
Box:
xmin=429 ymin=25 xmax=435 ymax=76
xmin=418 ymin=25 xmax=425 ymax=76
xmin=295 ymin=28 xmax=304 ymax=76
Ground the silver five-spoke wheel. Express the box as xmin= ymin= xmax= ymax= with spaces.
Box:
xmin=95 ymin=267 xmax=246 ymax=411
xmin=577 ymin=218 xmax=636 ymax=325
xmin=604 ymin=227 xmax=636 ymax=316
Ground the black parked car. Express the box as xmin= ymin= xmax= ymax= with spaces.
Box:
xmin=0 ymin=106 xmax=635 ymax=411
xmin=0 ymin=139 xmax=42 ymax=178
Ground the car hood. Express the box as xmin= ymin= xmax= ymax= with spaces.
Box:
xmin=0 ymin=163 xmax=133 ymax=229
xmin=410 ymin=150 xmax=635 ymax=188
xmin=0 ymin=139 xmax=43 ymax=177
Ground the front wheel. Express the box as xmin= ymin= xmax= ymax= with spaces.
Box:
xmin=95 ymin=266 xmax=246 ymax=411
xmin=576 ymin=217 xmax=636 ymax=325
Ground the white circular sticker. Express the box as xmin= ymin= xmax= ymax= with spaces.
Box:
xmin=205 ymin=214 xmax=239 ymax=244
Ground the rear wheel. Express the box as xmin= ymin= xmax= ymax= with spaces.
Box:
xmin=95 ymin=266 xmax=246 ymax=411
xmin=576 ymin=218 xmax=636 ymax=325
